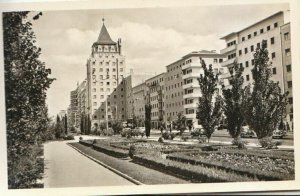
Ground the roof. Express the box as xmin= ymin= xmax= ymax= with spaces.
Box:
xmin=220 ymin=11 xmax=284 ymax=40
xmin=94 ymin=24 xmax=116 ymax=45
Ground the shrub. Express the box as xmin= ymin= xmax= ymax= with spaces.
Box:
xmin=259 ymin=137 xmax=277 ymax=149
xmin=63 ymin=135 xmax=74 ymax=140
xmin=158 ymin=137 xmax=164 ymax=143
xmin=162 ymin=131 xmax=170 ymax=140
xmin=232 ymin=138 xmax=248 ymax=149
xmin=181 ymin=136 xmax=189 ymax=141
xmin=129 ymin=145 xmax=137 ymax=159
xmin=170 ymin=133 xmax=176 ymax=140
xmin=198 ymin=137 xmax=206 ymax=143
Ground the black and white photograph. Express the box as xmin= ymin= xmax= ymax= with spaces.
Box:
xmin=1 ymin=0 xmax=300 ymax=195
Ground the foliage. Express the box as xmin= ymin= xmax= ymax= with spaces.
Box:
xmin=129 ymin=145 xmax=137 ymax=159
xmin=243 ymin=40 xmax=288 ymax=139
xmin=173 ymin=112 xmax=186 ymax=135
xmin=158 ymin=137 xmax=164 ymax=143
xmin=196 ymin=58 xmax=223 ymax=142
xmin=111 ymin=120 xmax=123 ymax=134
xmin=145 ymin=103 xmax=152 ymax=137
xmin=63 ymin=135 xmax=74 ymax=140
xmin=259 ymin=137 xmax=281 ymax=149
xmin=4 ymin=11 xmax=54 ymax=188
xmin=222 ymin=63 xmax=245 ymax=139
xmin=232 ymin=137 xmax=248 ymax=149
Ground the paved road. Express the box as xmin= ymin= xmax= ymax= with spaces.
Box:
xmin=43 ymin=140 xmax=135 ymax=188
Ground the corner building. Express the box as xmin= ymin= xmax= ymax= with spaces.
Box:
xmin=220 ymin=11 xmax=293 ymax=130
xmin=86 ymin=21 xmax=126 ymax=127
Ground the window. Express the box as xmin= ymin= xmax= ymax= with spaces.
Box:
xmin=251 ymin=45 xmax=254 ymax=52
xmin=101 ymin=95 xmax=104 ymax=98
xmin=240 ymin=63 xmax=243 ymax=68
xmin=100 ymin=68 xmax=103 ymax=72
xmin=239 ymin=50 xmax=242 ymax=56
xmin=242 ymin=37 xmax=245 ymax=41
xmin=93 ymin=88 xmax=96 ymax=92
xmin=272 ymin=52 xmax=276 ymax=59
xmin=271 ymin=37 xmax=275 ymax=44
xmin=287 ymin=81 xmax=292 ymax=88
xmin=257 ymin=42 xmax=260 ymax=48
xmin=106 ymin=82 xmax=110 ymax=85
xmin=244 ymin=48 xmax=248 ymax=54
xmin=246 ymin=75 xmax=250 ymax=81
xmin=284 ymin=32 xmax=290 ymax=40
xmin=267 ymin=25 xmax=271 ymax=31
xmin=245 ymin=61 xmax=249 ymax=67
xmin=219 ymin=59 xmax=223 ymax=63
xmin=285 ymin=48 xmax=291 ymax=56
xmin=214 ymin=59 xmax=218 ymax=63
xmin=106 ymin=88 xmax=110 ymax=92
xmin=260 ymin=28 xmax=264 ymax=34
xmin=251 ymin=59 xmax=254 ymax=65
xmin=93 ymin=102 xmax=97 ymax=106
xmin=272 ymin=68 xmax=276 ymax=75
xmin=100 ymin=82 xmax=103 ymax=86
xmin=248 ymin=34 xmax=251 ymax=39
xmin=286 ymin=64 xmax=291 ymax=72
xmin=274 ymin=22 xmax=278 ymax=28
xmin=113 ymin=68 xmax=116 ymax=72
xmin=254 ymin=31 xmax=257 ymax=36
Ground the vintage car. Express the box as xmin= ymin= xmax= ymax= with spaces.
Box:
xmin=272 ymin=129 xmax=286 ymax=139
xmin=240 ymin=126 xmax=256 ymax=138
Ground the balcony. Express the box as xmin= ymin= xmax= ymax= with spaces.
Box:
xmin=183 ymin=93 xmax=201 ymax=99
xmin=182 ymin=62 xmax=200 ymax=70
xmin=220 ymin=57 xmax=236 ymax=67
xmin=220 ymin=44 xmax=237 ymax=54
xmin=182 ymin=82 xmax=199 ymax=89
xmin=182 ymin=72 xmax=200 ymax=80
xmin=184 ymin=102 xmax=198 ymax=109
xmin=184 ymin=113 xmax=196 ymax=119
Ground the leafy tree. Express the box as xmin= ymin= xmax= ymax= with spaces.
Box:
xmin=243 ymin=40 xmax=288 ymax=140
xmin=145 ymin=103 xmax=152 ymax=138
xmin=111 ymin=120 xmax=123 ymax=134
xmin=80 ymin=114 xmax=84 ymax=134
xmin=174 ymin=112 xmax=186 ymax=135
xmin=4 ymin=11 xmax=54 ymax=188
xmin=196 ymin=58 xmax=223 ymax=143
xmin=221 ymin=63 xmax=245 ymax=139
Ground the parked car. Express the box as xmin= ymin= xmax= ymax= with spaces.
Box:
xmin=240 ymin=126 xmax=256 ymax=138
xmin=272 ymin=129 xmax=286 ymax=139
xmin=191 ymin=128 xmax=206 ymax=137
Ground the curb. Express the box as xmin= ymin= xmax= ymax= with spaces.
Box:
xmin=67 ymin=143 xmax=143 ymax=185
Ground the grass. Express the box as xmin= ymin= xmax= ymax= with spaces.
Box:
xmin=69 ymin=142 xmax=188 ymax=184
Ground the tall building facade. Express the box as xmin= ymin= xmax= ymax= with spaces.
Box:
xmin=182 ymin=51 xmax=225 ymax=127
xmin=132 ymin=82 xmax=147 ymax=120
xmin=145 ymin=73 xmax=165 ymax=129
xmin=220 ymin=11 xmax=292 ymax=130
xmin=86 ymin=20 xmax=126 ymax=127
xmin=280 ymin=22 xmax=293 ymax=130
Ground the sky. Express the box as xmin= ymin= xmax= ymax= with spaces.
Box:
xmin=30 ymin=3 xmax=289 ymax=117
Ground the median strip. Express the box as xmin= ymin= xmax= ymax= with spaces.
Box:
xmin=67 ymin=143 xmax=143 ymax=185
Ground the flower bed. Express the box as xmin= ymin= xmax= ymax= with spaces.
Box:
xmin=133 ymin=154 xmax=256 ymax=183
xmin=167 ymin=151 xmax=294 ymax=181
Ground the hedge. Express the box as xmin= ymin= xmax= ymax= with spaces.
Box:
xmin=133 ymin=154 xmax=256 ymax=183
xmin=217 ymin=148 xmax=294 ymax=161
xmin=92 ymin=143 xmax=129 ymax=158
xmin=167 ymin=152 xmax=294 ymax=181
xmin=79 ymin=140 xmax=93 ymax=147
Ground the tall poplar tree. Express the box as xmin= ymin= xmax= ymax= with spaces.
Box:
xmin=196 ymin=58 xmax=223 ymax=143
xmin=243 ymin=40 xmax=288 ymax=140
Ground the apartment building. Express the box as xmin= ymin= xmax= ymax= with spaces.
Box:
xmin=220 ymin=11 xmax=292 ymax=129
xmin=86 ymin=21 xmax=126 ymax=126
xmin=145 ymin=73 xmax=165 ymax=129
xmin=132 ymin=82 xmax=147 ymax=120
xmin=182 ymin=51 xmax=225 ymax=128
xmin=164 ymin=59 xmax=185 ymax=122
xmin=280 ymin=22 xmax=293 ymax=129
xmin=69 ymin=89 xmax=78 ymax=128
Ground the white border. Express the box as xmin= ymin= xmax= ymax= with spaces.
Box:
xmin=0 ymin=0 xmax=299 ymax=195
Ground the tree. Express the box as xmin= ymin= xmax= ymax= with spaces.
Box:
xmin=80 ymin=114 xmax=84 ymax=134
xmin=145 ymin=103 xmax=152 ymax=138
xmin=221 ymin=63 xmax=245 ymax=139
xmin=243 ymin=40 xmax=288 ymax=140
xmin=87 ymin=115 xmax=91 ymax=135
xmin=4 ymin=11 xmax=54 ymax=188
xmin=174 ymin=112 xmax=186 ymax=135
xmin=196 ymin=58 xmax=223 ymax=143
xmin=111 ymin=120 xmax=123 ymax=134
xmin=64 ymin=114 xmax=68 ymax=134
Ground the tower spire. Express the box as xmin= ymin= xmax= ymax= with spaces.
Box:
xmin=94 ymin=18 xmax=116 ymax=45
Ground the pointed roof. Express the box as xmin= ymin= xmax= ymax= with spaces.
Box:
xmin=95 ymin=21 xmax=116 ymax=45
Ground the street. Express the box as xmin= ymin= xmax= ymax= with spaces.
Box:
xmin=43 ymin=140 xmax=135 ymax=188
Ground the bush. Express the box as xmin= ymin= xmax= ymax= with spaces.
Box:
xmin=232 ymin=138 xmax=248 ymax=149
xmin=259 ymin=137 xmax=278 ymax=149
xmin=93 ymin=143 xmax=129 ymax=158
xmin=181 ymin=136 xmax=189 ymax=141
xmin=162 ymin=131 xmax=170 ymax=140
xmin=198 ymin=137 xmax=206 ymax=143
xmin=129 ymin=145 xmax=137 ymax=159
xmin=170 ymin=133 xmax=176 ymax=140
xmin=158 ymin=137 xmax=164 ymax=143
xmin=79 ymin=136 xmax=83 ymax=141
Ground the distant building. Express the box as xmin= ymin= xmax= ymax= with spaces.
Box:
xmin=145 ymin=72 xmax=165 ymax=129
xmin=181 ymin=51 xmax=225 ymax=128
xmin=220 ymin=11 xmax=293 ymax=130
xmin=69 ymin=89 xmax=78 ymax=128
xmin=58 ymin=110 xmax=67 ymax=119
xmin=132 ymin=82 xmax=147 ymax=120
xmin=86 ymin=19 xmax=126 ymax=127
